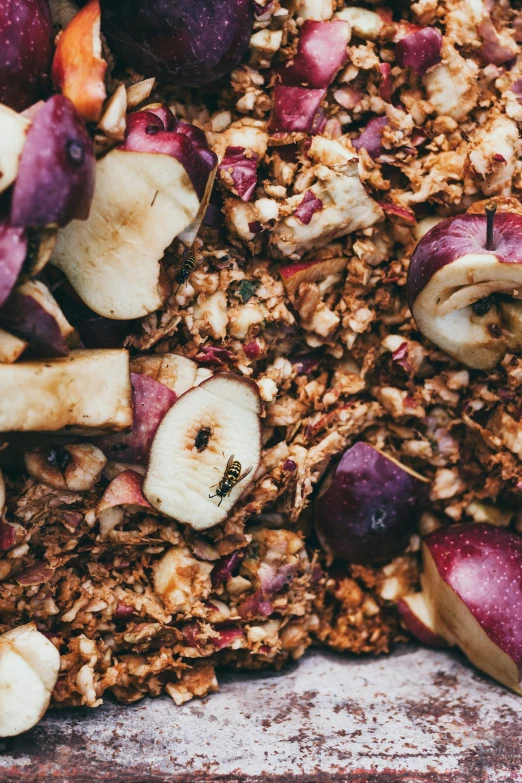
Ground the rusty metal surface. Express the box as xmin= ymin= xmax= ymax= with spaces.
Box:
xmin=1 ymin=646 xmax=522 ymax=783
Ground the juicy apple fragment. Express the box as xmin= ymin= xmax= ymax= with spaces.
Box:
xmin=51 ymin=106 xmax=217 ymax=319
xmin=144 ymin=373 xmax=262 ymax=530
xmin=0 ymin=349 xmax=132 ymax=432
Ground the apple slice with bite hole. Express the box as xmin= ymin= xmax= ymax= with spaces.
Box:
xmin=315 ymin=442 xmax=428 ymax=564
xmin=0 ymin=329 xmax=27 ymax=363
xmin=0 ymin=280 xmax=73 ymax=356
xmin=397 ymin=592 xmax=448 ymax=648
xmin=422 ymin=523 xmax=522 ymax=695
xmin=130 ymin=353 xmax=198 ymax=396
xmin=0 ymin=349 xmax=132 ymax=432
xmin=96 ymin=372 xmax=177 ymax=464
xmin=280 ymin=257 xmax=347 ymax=301
xmin=10 ymin=95 xmax=96 ymax=229
xmin=408 ymin=203 xmax=522 ymax=369
xmin=144 ymin=373 xmax=261 ymax=529
xmin=96 ymin=469 xmax=152 ymax=540
xmin=52 ymin=0 xmax=107 ymax=122
xmin=51 ymin=106 xmax=217 ymax=319
xmin=0 ymin=105 xmax=31 ymax=195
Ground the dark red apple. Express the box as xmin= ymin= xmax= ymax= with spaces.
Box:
xmin=10 ymin=95 xmax=96 ymax=229
xmin=269 ymin=85 xmax=326 ymax=135
xmin=100 ymin=0 xmax=254 ymax=87
xmin=407 ymin=206 xmax=522 ymax=369
xmin=0 ymin=220 xmax=27 ymax=308
xmin=423 ymin=523 xmax=522 ymax=694
xmin=315 ymin=442 xmax=428 ymax=565
xmin=395 ymin=27 xmax=442 ymax=75
xmin=275 ymin=20 xmax=350 ymax=89
xmin=0 ymin=0 xmax=54 ymax=111
xmin=397 ymin=593 xmax=448 ymax=649
xmin=96 ymin=372 xmax=177 ymax=464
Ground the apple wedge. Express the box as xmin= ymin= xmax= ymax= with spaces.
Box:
xmin=397 ymin=592 xmax=448 ymax=649
xmin=51 ymin=106 xmax=217 ymax=320
xmin=130 ymin=353 xmax=198 ymax=396
xmin=422 ymin=523 xmax=522 ymax=694
xmin=52 ymin=0 xmax=107 ymax=123
xmin=0 ymin=104 xmax=30 ymax=196
xmin=96 ymin=469 xmax=153 ymax=540
xmin=144 ymin=373 xmax=261 ymax=529
xmin=0 ymin=349 xmax=132 ymax=432
xmin=0 ymin=623 xmax=60 ymax=737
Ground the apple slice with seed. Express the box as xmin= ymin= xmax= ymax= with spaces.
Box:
xmin=144 ymin=373 xmax=261 ymax=529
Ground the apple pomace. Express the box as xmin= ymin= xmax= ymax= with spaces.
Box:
xmin=0 ymin=349 xmax=132 ymax=432
xmin=422 ymin=523 xmax=522 ymax=695
xmin=144 ymin=373 xmax=262 ymax=530
xmin=0 ymin=623 xmax=60 ymax=737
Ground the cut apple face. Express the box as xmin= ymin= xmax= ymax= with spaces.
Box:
xmin=51 ymin=106 xmax=217 ymax=319
xmin=52 ymin=0 xmax=107 ymax=123
xmin=96 ymin=469 xmax=152 ymax=540
xmin=408 ymin=211 xmax=522 ymax=369
xmin=0 ymin=623 xmax=60 ymax=737
xmin=0 ymin=104 xmax=30 ymax=196
xmin=422 ymin=523 xmax=522 ymax=695
xmin=144 ymin=373 xmax=262 ymax=530
xmin=397 ymin=593 xmax=448 ymax=649
xmin=130 ymin=353 xmax=198 ymax=396
xmin=0 ymin=329 xmax=27 ymax=363
xmin=0 ymin=349 xmax=132 ymax=432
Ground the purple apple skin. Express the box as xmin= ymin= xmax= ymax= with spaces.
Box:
xmin=96 ymin=372 xmax=177 ymax=464
xmin=0 ymin=0 xmax=54 ymax=111
xmin=0 ymin=220 xmax=27 ymax=308
xmin=10 ymin=96 xmax=96 ymax=229
xmin=0 ymin=287 xmax=69 ymax=356
xmin=397 ymin=595 xmax=449 ymax=649
xmin=424 ymin=523 xmax=522 ymax=672
xmin=315 ymin=442 xmax=427 ymax=565
xmin=122 ymin=109 xmax=217 ymax=201
xmin=98 ymin=470 xmax=152 ymax=512
xmin=100 ymin=0 xmax=254 ymax=87
xmin=407 ymin=213 xmax=522 ymax=308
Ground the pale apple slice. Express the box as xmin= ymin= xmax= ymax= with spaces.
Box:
xmin=0 ymin=349 xmax=132 ymax=432
xmin=0 ymin=104 xmax=30 ymax=196
xmin=422 ymin=523 xmax=522 ymax=694
xmin=0 ymin=329 xmax=27 ymax=363
xmin=397 ymin=593 xmax=448 ymax=648
xmin=144 ymin=373 xmax=261 ymax=529
xmin=130 ymin=353 xmax=198 ymax=396
xmin=0 ymin=623 xmax=60 ymax=737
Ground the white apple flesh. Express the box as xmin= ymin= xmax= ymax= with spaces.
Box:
xmin=408 ymin=208 xmax=522 ymax=369
xmin=397 ymin=592 xmax=448 ymax=649
xmin=144 ymin=372 xmax=262 ymax=529
xmin=422 ymin=523 xmax=522 ymax=694
xmin=0 ymin=349 xmax=132 ymax=432
xmin=130 ymin=353 xmax=199 ymax=396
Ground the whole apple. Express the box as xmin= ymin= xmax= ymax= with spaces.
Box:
xmin=407 ymin=205 xmax=522 ymax=369
xmin=315 ymin=442 xmax=428 ymax=565
xmin=423 ymin=523 xmax=522 ymax=694
xmin=0 ymin=0 xmax=54 ymax=111
xmin=100 ymin=0 xmax=254 ymax=87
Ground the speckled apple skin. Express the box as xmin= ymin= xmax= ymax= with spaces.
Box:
xmin=425 ymin=523 xmax=522 ymax=668
xmin=314 ymin=442 xmax=427 ymax=565
xmin=407 ymin=213 xmax=522 ymax=306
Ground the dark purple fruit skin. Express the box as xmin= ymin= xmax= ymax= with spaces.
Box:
xmin=0 ymin=0 xmax=54 ymax=111
xmin=315 ymin=442 xmax=427 ymax=565
xmin=100 ymin=0 xmax=254 ymax=87
xmin=0 ymin=287 xmax=69 ymax=357
xmin=10 ymin=96 xmax=96 ymax=229
xmin=0 ymin=219 xmax=27 ymax=308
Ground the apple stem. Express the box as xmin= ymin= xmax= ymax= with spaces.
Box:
xmin=485 ymin=201 xmax=497 ymax=251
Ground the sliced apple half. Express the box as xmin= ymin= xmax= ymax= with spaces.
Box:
xmin=130 ymin=353 xmax=198 ymax=396
xmin=423 ymin=523 xmax=522 ymax=695
xmin=408 ymin=209 xmax=522 ymax=369
xmin=0 ymin=104 xmax=30 ymax=196
xmin=0 ymin=349 xmax=132 ymax=432
xmin=397 ymin=592 xmax=448 ymax=649
xmin=51 ymin=106 xmax=217 ymax=320
xmin=0 ymin=623 xmax=60 ymax=737
xmin=144 ymin=373 xmax=261 ymax=530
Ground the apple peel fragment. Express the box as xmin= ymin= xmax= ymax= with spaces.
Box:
xmin=144 ymin=373 xmax=262 ymax=530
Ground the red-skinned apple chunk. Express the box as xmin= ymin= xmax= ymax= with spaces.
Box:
xmin=51 ymin=106 xmax=217 ymax=319
xmin=408 ymin=208 xmax=522 ymax=369
xmin=315 ymin=442 xmax=428 ymax=565
xmin=422 ymin=523 xmax=522 ymax=695
xmin=144 ymin=373 xmax=262 ymax=530
xmin=10 ymin=95 xmax=96 ymax=229
xmin=0 ymin=349 xmax=132 ymax=432
xmin=0 ymin=0 xmax=54 ymax=112
xmin=52 ymin=0 xmax=108 ymax=122
xmin=397 ymin=593 xmax=448 ymax=649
